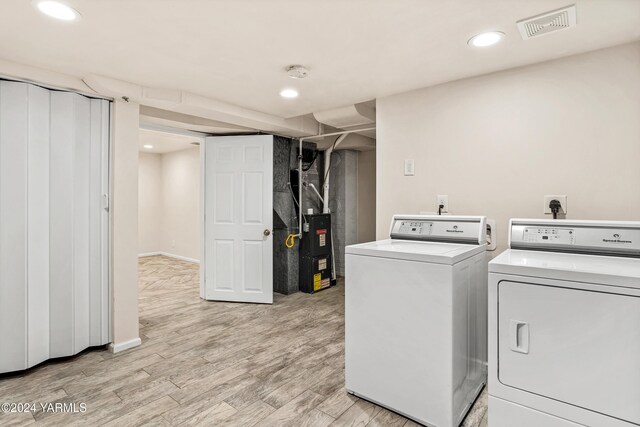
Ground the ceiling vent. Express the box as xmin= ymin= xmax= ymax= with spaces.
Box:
xmin=517 ymin=5 xmax=576 ymax=40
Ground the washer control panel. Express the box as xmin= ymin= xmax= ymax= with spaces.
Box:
xmin=397 ymin=220 xmax=433 ymax=236
xmin=390 ymin=215 xmax=486 ymax=244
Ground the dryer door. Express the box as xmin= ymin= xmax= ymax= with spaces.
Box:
xmin=498 ymin=281 xmax=640 ymax=424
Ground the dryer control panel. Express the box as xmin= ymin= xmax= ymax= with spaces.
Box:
xmin=510 ymin=219 xmax=640 ymax=257
xmin=390 ymin=215 xmax=486 ymax=245
xmin=522 ymin=227 xmax=576 ymax=245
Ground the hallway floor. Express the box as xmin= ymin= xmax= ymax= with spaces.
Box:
xmin=0 ymin=255 xmax=487 ymax=426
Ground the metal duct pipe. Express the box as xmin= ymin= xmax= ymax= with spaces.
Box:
xmin=305 ymin=182 xmax=324 ymax=204
xmin=296 ymin=127 xmax=375 ymax=239
xmin=322 ymin=134 xmax=348 ymax=214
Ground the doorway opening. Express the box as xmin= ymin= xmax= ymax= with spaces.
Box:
xmin=137 ymin=126 xmax=204 ymax=326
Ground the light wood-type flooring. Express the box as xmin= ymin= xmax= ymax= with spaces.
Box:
xmin=0 ymin=255 xmax=488 ymax=426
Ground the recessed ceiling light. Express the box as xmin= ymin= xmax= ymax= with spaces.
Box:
xmin=280 ymin=88 xmax=299 ymax=99
xmin=34 ymin=1 xmax=81 ymax=21
xmin=468 ymin=31 xmax=505 ymax=47
xmin=143 ymin=144 xmax=153 ymax=149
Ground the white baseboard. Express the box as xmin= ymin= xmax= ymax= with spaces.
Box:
xmin=138 ymin=252 xmax=161 ymax=258
xmin=162 ymin=252 xmax=200 ymax=264
xmin=108 ymin=337 xmax=142 ymax=353
xmin=138 ymin=251 xmax=200 ymax=264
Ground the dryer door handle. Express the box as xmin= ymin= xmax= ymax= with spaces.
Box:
xmin=509 ymin=320 xmax=529 ymax=354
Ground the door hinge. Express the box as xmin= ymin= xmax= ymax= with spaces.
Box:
xmin=103 ymin=194 xmax=110 ymax=212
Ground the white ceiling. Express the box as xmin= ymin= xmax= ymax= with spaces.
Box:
xmin=139 ymin=129 xmax=201 ymax=154
xmin=1 ymin=0 xmax=638 ymax=119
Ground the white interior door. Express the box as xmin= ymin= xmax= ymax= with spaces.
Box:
xmin=202 ymin=135 xmax=273 ymax=303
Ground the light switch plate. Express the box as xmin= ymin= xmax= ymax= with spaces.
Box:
xmin=404 ymin=159 xmax=415 ymax=176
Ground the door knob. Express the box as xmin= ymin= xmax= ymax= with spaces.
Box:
xmin=263 ymin=229 xmax=271 ymax=236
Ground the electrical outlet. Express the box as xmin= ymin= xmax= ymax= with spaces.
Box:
xmin=544 ymin=195 xmax=567 ymax=215
xmin=437 ymin=195 xmax=449 ymax=213
xmin=404 ymin=159 xmax=415 ymax=176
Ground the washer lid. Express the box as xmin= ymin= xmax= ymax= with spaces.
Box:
xmin=490 ymin=249 xmax=640 ymax=289
xmin=346 ymin=239 xmax=486 ymax=264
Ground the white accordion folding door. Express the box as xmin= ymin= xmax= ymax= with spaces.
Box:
xmin=0 ymin=80 xmax=111 ymax=374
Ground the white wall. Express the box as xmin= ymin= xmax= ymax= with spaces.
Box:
xmin=160 ymin=147 xmax=201 ymax=261
xmin=138 ymin=147 xmax=201 ymax=262
xmin=376 ymin=42 xmax=640 ymax=251
xmin=138 ymin=153 xmax=162 ymax=254
xmin=111 ymin=100 xmax=141 ymax=349
xmin=357 ymin=150 xmax=376 ymax=243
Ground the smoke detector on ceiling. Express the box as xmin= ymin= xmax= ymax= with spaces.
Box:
xmin=517 ymin=5 xmax=577 ymax=40
xmin=286 ymin=65 xmax=309 ymax=79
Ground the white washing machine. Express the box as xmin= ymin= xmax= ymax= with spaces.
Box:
xmin=489 ymin=219 xmax=640 ymax=427
xmin=345 ymin=215 xmax=488 ymax=427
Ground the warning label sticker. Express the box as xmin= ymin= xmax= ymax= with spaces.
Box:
xmin=318 ymin=258 xmax=327 ymax=270
xmin=319 ymin=234 xmax=326 ymax=247
xmin=314 ymin=274 xmax=331 ymax=292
